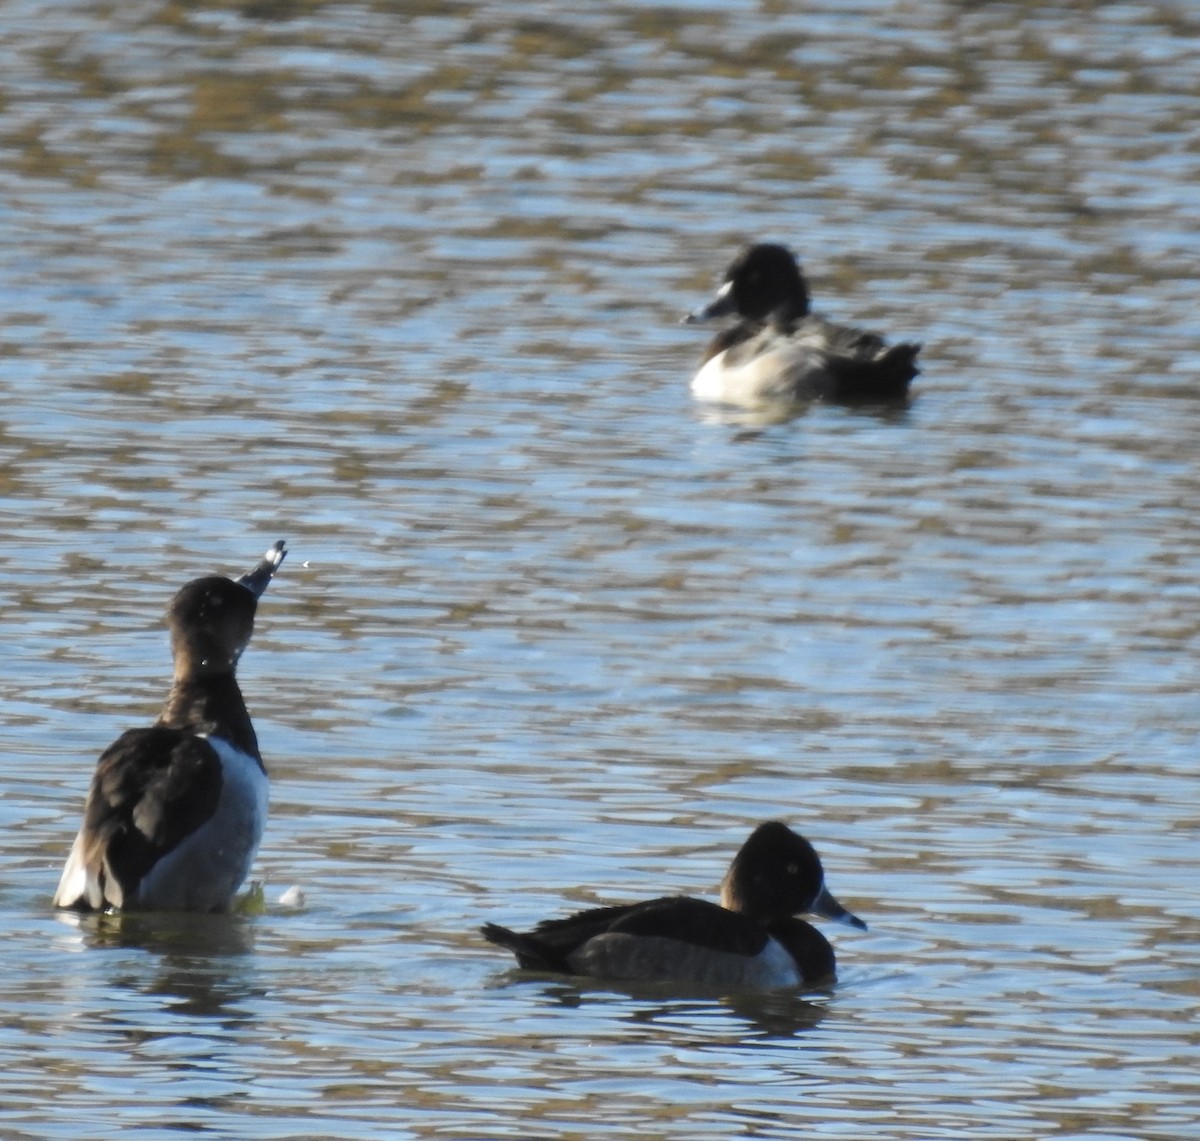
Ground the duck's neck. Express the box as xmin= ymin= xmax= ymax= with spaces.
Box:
xmin=157 ymin=672 xmax=261 ymax=761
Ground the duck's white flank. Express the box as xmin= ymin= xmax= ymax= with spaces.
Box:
xmin=691 ymin=342 xmax=834 ymax=406
xmin=135 ymin=736 xmax=268 ymax=911
xmin=54 ymin=736 xmax=268 ymax=912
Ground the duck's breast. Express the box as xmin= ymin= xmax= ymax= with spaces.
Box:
xmin=691 ymin=336 xmax=835 ymax=405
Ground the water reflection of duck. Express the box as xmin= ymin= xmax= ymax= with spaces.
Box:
xmin=685 ymin=243 xmax=920 ymax=406
xmin=53 ymin=542 xmax=286 ymax=913
xmin=541 ymin=979 xmax=832 ymax=1039
xmin=482 ymin=821 xmax=866 ymax=990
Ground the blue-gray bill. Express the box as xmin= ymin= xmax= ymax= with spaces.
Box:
xmin=237 ymin=540 xmax=287 ymax=598
xmin=811 ymin=883 xmax=867 ymax=930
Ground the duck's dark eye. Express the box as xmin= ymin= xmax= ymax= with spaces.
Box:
xmin=786 ymin=862 xmax=799 ymax=876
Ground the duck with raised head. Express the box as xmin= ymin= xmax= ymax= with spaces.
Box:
xmin=482 ymin=821 xmax=866 ymax=989
xmin=53 ymin=541 xmax=287 ymax=913
xmin=685 ymin=242 xmax=920 ymax=406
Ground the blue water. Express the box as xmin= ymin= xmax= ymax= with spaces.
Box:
xmin=2 ymin=1 xmax=1198 ymax=1137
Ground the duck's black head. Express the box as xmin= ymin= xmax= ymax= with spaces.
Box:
xmin=167 ymin=541 xmax=286 ymax=678
xmin=720 ymin=821 xmax=866 ymax=930
xmin=687 ymin=243 xmax=811 ymax=325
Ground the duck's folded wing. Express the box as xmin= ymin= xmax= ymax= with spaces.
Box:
xmin=55 ymin=727 xmax=222 ymax=910
xmin=524 ymin=901 xmax=648 ymax=955
xmin=607 ymin=897 xmax=770 ymax=956
xmin=484 ymin=898 xmax=699 ymax=970
xmin=481 ymin=902 xmax=641 ymax=970
xmin=795 ymin=314 xmax=888 ymax=357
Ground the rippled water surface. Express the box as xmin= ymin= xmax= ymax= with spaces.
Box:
xmin=2 ymin=1 xmax=1199 ymax=1137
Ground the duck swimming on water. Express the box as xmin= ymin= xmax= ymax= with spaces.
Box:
xmin=54 ymin=541 xmax=286 ymax=913
xmin=685 ymin=242 xmax=920 ymax=406
xmin=482 ymin=821 xmax=866 ymax=990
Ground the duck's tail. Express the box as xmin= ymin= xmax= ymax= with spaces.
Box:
xmin=481 ymin=922 xmax=560 ymax=971
xmin=829 ymin=341 xmax=920 ymax=402
xmin=883 ymin=341 xmax=922 ymax=383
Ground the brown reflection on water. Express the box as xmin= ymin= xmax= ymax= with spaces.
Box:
xmin=3 ymin=1 xmax=1200 ymax=1138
